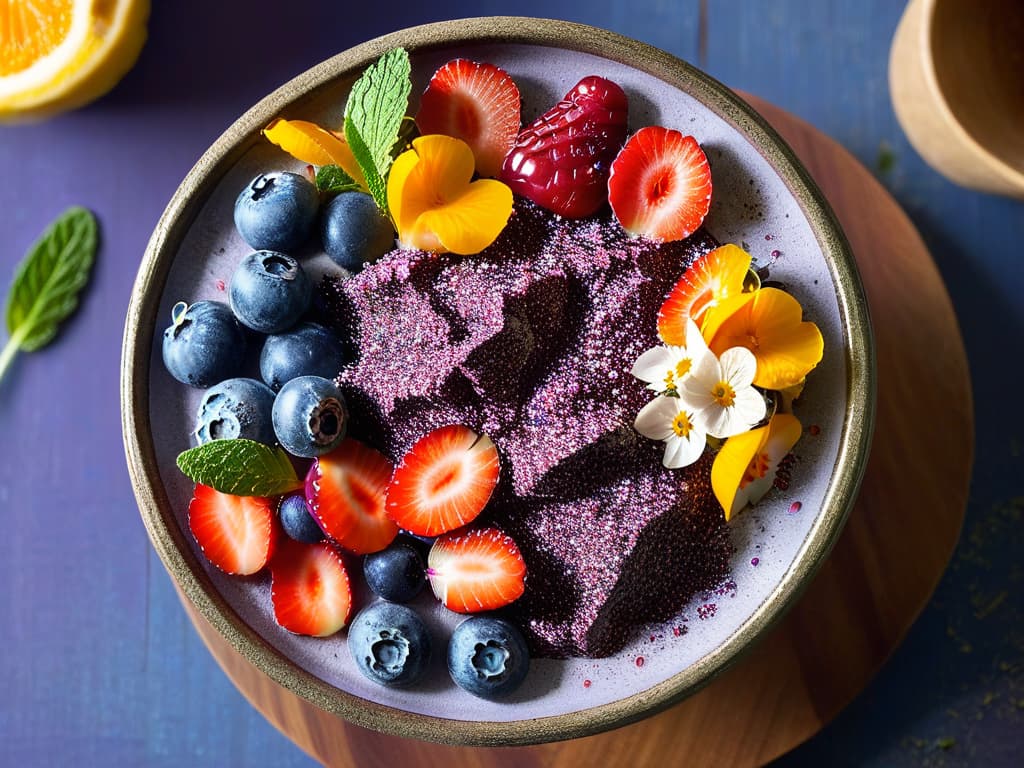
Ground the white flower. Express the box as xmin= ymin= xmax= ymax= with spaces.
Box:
xmin=634 ymin=395 xmax=708 ymax=469
xmin=679 ymin=346 xmax=766 ymax=439
xmin=631 ymin=319 xmax=712 ymax=393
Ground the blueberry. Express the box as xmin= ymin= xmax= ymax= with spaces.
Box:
xmin=161 ymin=301 xmax=246 ymax=388
xmin=277 ymin=493 xmax=325 ymax=543
xmin=234 ymin=171 xmax=319 ymax=252
xmin=320 ymin=192 xmax=395 ymax=270
xmin=260 ymin=322 xmax=345 ymax=391
xmin=447 ymin=617 xmax=530 ymax=699
xmin=229 ymin=251 xmax=312 ymax=334
xmin=349 ymin=602 xmax=431 ymax=686
xmin=363 ymin=540 xmax=426 ymax=603
xmin=193 ymin=377 xmax=276 ymax=445
xmin=272 ymin=375 xmax=348 ymax=458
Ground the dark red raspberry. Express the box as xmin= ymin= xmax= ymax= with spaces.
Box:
xmin=501 ymin=76 xmax=628 ymax=219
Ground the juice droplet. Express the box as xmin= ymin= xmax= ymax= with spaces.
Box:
xmin=751 ymin=557 xmax=760 ymax=566
xmin=583 ymin=679 xmax=592 ymax=688
xmin=215 ymin=279 xmax=226 ymax=292
xmin=635 ymin=656 xmax=645 ymax=668
xmin=789 ymin=501 xmax=802 ymax=514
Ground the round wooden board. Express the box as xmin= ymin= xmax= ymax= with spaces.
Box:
xmin=179 ymin=93 xmax=973 ymax=767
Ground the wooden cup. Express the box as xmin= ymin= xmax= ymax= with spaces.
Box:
xmin=889 ymin=0 xmax=1024 ymax=198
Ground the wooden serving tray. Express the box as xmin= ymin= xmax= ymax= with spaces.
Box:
xmin=180 ymin=93 xmax=972 ymax=767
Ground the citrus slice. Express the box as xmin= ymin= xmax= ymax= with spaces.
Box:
xmin=0 ymin=0 xmax=149 ymax=122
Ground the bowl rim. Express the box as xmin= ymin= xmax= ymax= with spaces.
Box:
xmin=121 ymin=16 xmax=875 ymax=747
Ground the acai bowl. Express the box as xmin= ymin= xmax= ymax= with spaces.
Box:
xmin=121 ymin=17 xmax=874 ymax=746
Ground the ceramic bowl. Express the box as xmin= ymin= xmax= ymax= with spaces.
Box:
xmin=121 ymin=17 xmax=874 ymax=746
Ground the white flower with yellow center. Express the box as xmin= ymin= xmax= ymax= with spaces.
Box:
xmin=630 ymin=319 xmax=712 ymax=393
xmin=634 ymin=395 xmax=708 ymax=469
xmin=679 ymin=346 xmax=766 ymax=439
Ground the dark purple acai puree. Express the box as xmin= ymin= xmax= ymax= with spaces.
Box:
xmin=320 ymin=199 xmax=732 ymax=658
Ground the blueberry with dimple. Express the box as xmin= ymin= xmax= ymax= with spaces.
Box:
xmin=234 ymin=171 xmax=319 ymax=252
xmin=447 ymin=617 xmax=530 ymax=699
xmin=162 ymin=300 xmax=247 ymax=388
xmin=272 ymin=375 xmax=348 ymax=458
xmin=320 ymin=191 xmax=395 ymax=270
xmin=363 ymin=539 xmax=426 ymax=603
xmin=349 ymin=602 xmax=431 ymax=686
xmin=260 ymin=322 xmax=345 ymax=391
xmin=277 ymin=493 xmax=325 ymax=543
xmin=229 ymin=251 xmax=312 ymax=334
xmin=193 ymin=377 xmax=276 ymax=445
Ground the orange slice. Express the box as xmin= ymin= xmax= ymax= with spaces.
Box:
xmin=0 ymin=0 xmax=149 ymax=122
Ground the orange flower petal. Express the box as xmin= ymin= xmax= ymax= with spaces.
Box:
xmin=263 ymin=119 xmax=366 ymax=187
xmin=712 ymin=424 xmax=769 ymax=521
xmin=418 ymin=179 xmax=513 ymax=255
xmin=712 ymin=413 xmax=802 ymax=520
xmin=388 ymin=135 xmax=513 ymax=255
xmin=706 ymin=287 xmax=824 ymax=390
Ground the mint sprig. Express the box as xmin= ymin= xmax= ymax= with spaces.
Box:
xmin=315 ymin=164 xmax=362 ymax=196
xmin=177 ymin=439 xmax=303 ymax=497
xmin=1 ymin=207 xmax=98 ymax=385
xmin=343 ymin=47 xmax=411 ymax=211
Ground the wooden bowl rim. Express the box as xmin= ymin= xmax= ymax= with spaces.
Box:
xmin=120 ymin=16 xmax=875 ymax=747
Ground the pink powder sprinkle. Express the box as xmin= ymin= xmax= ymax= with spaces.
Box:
xmin=583 ymin=679 xmax=592 ymax=689
xmin=789 ymin=501 xmax=803 ymax=514
xmin=635 ymin=656 xmax=645 ymax=668
xmin=649 ymin=634 xmax=656 ymax=642
xmin=215 ymin=279 xmax=226 ymax=292
xmin=751 ymin=557 xmax=760 ymax=566
xmin=765 ymin=234 xmax=774 ymax=241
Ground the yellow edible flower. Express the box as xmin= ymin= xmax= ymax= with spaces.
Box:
xmin=387 ymin=135 xmax=513 ymax=255
xmin=711 ymin=413 xmax=802 ymax=520
xmin=702 ymin=287 xmax=824 ymax=390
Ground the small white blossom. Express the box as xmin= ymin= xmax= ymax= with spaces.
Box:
xmin=634 ymin=395 xmax=708 ymax=469
xmin=679 ymin=346 xmax=766 ymax=438
xmin=630 ymin=319 xmax=712 ymax=393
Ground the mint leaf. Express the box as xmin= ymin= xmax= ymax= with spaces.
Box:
xmin=344 ymin=120 xmax=388 ymax=210
xmin=1 ymin=207 xmax=98 ymax=385
xmin=343 ymin=47 xmax=411 ymax=212
xmin=315 ymin=164 xmax=361 ymax=196
xmin=177 ymin=439 xmax=302 ymax=497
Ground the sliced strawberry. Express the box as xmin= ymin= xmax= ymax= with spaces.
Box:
xmin=608 ymin=126 xmax=712 ymax=242
xmin=416 ymin=59 xmax=521 ymax=178
xmin=427 ymin=528 xmax=526 ymax=613
xmin=385 ymin=425 xmax=500 ymax=537
xmin=306 ymin=440 xmax=397 ymax=555
xmin=270 ymin=538 xmax=352 ymax=637
xmin=657 ymin=243 xmax=752 ymax=344
xmin=187 ymin=484 xmax=277 ymax=575
xmin=501 ymin=75 xmax=628 ymax=218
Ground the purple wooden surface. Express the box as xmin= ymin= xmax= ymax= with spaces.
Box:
xmin=0 ymin=1 xmax=1020 ymax=766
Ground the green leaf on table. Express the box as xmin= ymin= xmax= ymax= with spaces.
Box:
xmin=315 ymin=164 xmax=362 ymax=196
xmin=176 ymin=439 xmax=303 ymax=497
xmin=342 ymin=47 xmax=411 ymax=211
xmin=1 ymin=206 xmax=98 ymax=384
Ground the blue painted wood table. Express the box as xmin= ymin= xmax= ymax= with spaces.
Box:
xmin=1 ymin=1 xmax=1020 ymax=766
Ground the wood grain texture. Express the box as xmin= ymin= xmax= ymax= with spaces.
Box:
xmin=181 ymin=93 xmax=972 ymax=767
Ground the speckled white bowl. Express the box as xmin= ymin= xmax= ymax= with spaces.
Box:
xmin=122 ymin=18 xmax=874 ymax=746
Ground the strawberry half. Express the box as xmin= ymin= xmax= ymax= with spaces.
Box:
xmin=416 ymin=59 xmax=521 ymax=178
xmin=187 ymin=484 xmax=277 ymax=575
xmin=608 ymin=126 xmax=712 ymax=242
xmin=270 ymin=538 xmax=352 ymax=637
xmin=501 ymin=75 xmax=628 ymax=218
xmin=306 ymin=439 xmax=397 ymax=555
xmin=427 ymin=528 xmax=526 ymax=613
xmin=657 ymin=243 xmax=752 ymax=344
xmin=385 ymin=425 xmax=500 ymax=537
